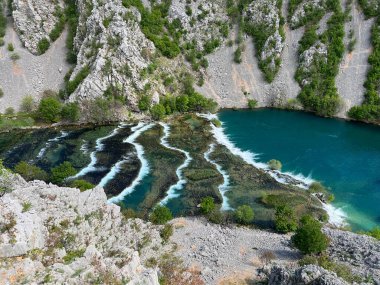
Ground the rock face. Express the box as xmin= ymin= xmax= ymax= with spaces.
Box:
xmin=324 ymin=227 xmax=380 ymax=283
xmin=68 ymin=0 xmax=156 ymax=109
xmin=12 ymin=0 xmax=64 ymax=54
xmin=0 ymin=172 xmax=164 ymax=284
xmin=267 ymin=265 xmax=349 ymax=285
xmin=290 ymin=0 xmax=326 ymax=28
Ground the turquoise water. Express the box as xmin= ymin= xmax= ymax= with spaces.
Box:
xmin=219 ymin=109 xmax=380 ymax=231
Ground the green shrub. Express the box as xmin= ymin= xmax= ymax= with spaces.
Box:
xmin=234 ymin=205 xmax=254 ymax=225
xmin=0 ymin=87 xmax=3 ymax=98
xmin=138 ymin=95 xmax=151 ymax=111
xmin=0 ymin=38 xmax=4 ymax=46
xmin=37 ymin=96 xmax=62 ymax=122
xmin=150 ymin=103 xmax=166 ymax=120
xmin=37 ymin=38 xmax=50 ymax=54
xmin=5 ymin=107 xmax=14 ymax=115
xmin=292 ymin=215 xmax=329 ymax=254
xmin=7 ymin=43 xmax=14 ymax=51
xmin=63 ymin=249 xmax=85 ymax=264
xmin=14 ymin=161 xmax=49 ymax=181
xmin=66 ymin=66 xmax=90 ymax=95
xmin=234 ymin=46 xmax=242 ymax=63
xmin=150 ymin=205 xmax=173 ymax=225
xmin=70 ymin=179 xmax=94 ymax=191
xmin=10 ymin=52 xmax=20 ymax=61
xmin=22 ymin=202 xmax=32 ymax=212
xmin=267 ymin=159 xmax=282 ymax=170
xmin=20 ymin=96 xmax=35 ymax=113
xmin=211 ymin=118 xmax=221 ymax=127
xmin=275 ymin=205 xmax=298 ymax=233
xmin=61 ymin=102 xmax=80 ymax=122
xmin=248 ymin=99 xmax=257 ymax=109
xmin=51 ymin=161 xmax=77 ymax=184
xmin=160 ymin=224 xmax=173 ymax=242
xmin=208 ymin=209 xmax=224 ymax=224
xmin=200 ymin=196 xmax=215 ymax=215
xmin=308 ymin=181 xmax=327 ymax=193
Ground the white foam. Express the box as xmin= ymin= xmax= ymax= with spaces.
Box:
xmin=108 ymin=123 xmax=155 ymax=203
xmin=322 ymin=203 xmax=347 ymax=227
xmin=198 ymin=112 xmax=347 ymax=226
xmin=98 ymin=157 xmax=128 ymax=188
xmin=71 ymin=126 xmax=122 ymax=179
xmin=158 ymin=123 xmax=192 ymax=205
xmin=36 ymin=131 xmax=69 ymax=159
xmin=204 ymin=143 xmax=232 ymax=211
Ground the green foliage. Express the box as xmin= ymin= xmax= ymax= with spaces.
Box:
xmin=49 ymin=7 xmax=66 ymax=41
xmin=37 ymin=38 xmax=50 ymax=55
xmin=150 ymin=103 xmax=166 ymax=120
xmin=138 ymin=95 xmax=151 ymax=111
xmin=275 ymin=205 xmax=298 ymax=233
xmin=61 ymin=102 xmax=80 ymax=122
xmin=234 ymin=205 xmax=254 ymax=225
xmin=357 ymin=0 xmax=378 ymax=18
xmin=203 ymin=38 xmax=220 ymax=54
xmin=348 ymin=18 xmax=380 ymax=122
xmin=20 ymin=96 xmax=35 ymax=113
xmin=10 ymin=52 xmax=20 ymax=61
xmin=0 ymin=88 xmax=3 ymax=98
xmin=248 ymin=99 xmax=257 ymax=109
xmin=70 ymin=179 xmax=94 ymax=191
xmin=22 ymin=202 xmax=32 ymax=212
xmin=296 ymin=3 xmax=345 ymax=117
xmin=234 ymin=46 xmax=242 ymax=63
xmin=63 ymin=249 xmax=85 ymax=264
xmin=150 ymin=205 xmax=173 ymax=225
xmin=14 ymin=161 xmax=49 ymax=181
xmin=292 ymin=215 xmax=329 ymax=254
xmin=211 ymin=118 xmax=221 ymax=127
xmin=200 ymin=196 xmax=215 ymax=215
xmin=37 ymin=96 xmax=62 ymax=122
xmin=65 ymin=0 xmax=79 ymax=64
xmin=51 ymin=161 xmax=77 ymax=185
xmin=5 ymin=107 xmax=14 ymax=115
xmin=66 ymin=66 xmax=90 ymax=95
xmin=160 ymin=224 xmax=173 ymax=242
xmin=267 ymin=159 xmax=282 ymax=170
xmin=7 ymin=43 xmax=14 ymax=51
xmin=0 ymin=0 xmax=6 ymax=38
xmin=360 ymin=227 xmax=380 ymax=240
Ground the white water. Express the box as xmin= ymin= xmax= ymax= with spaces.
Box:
xmin=36 ymin=131 xmax=69 ymax=159
xmin=71 ymin=126 xmax=122 ymax=179
xmin=198 ymin=113 xmax=347 ymax=226
xmin=158 ymin=123 xmax=192 ymax=205
xmin=108 ymin=123 xmax=154 ymax=203
xmin=204 ymin=143 xmax=232 ymax=211
xmin=98 ymin=157 xmax=128 ymax=188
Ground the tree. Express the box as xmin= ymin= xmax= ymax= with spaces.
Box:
xmin=70 ymin=179 xmax=94 ymax=191
xmin=37 ymin=96 xmax=62 ymax=122
xmin=292 ymin=215 xmax=329 ymax=254
xmin=200 ymin=196 xmax=215 ymax=215
xmin=267 ymin=159 xmax=282 ymax=170
xmin=138 ymin=95 xmax=151 ymax=111
xmin=37 ymin=38 xmax=50 ymax=55
xmin=20 ymin=96 xmax=35 ymax=113
xmin=234 ymin=205 xmax=254 ymax=225
xmin=176 ymin=95 xmax=189 ymax=112
xmin=150 ymin=103 xmax=166 ymax=120
xmin=51 ymin=161 xmax=77 ymax=184
xmin=61 ymin=102 xmax=80 ymax=122
xmin=150 ymin=205 xmax=173 ymax=225
xmin=14 ymin=161 xmax=48 ymax=181
xmin=275 ymin=205 xmax=298 ymax=233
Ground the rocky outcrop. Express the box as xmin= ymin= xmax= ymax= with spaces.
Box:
xmin=0 ymin=171 xmax=165 ymax=284
xmin=324 ymin=227 xmax=380 ymax=283
xmin=12 ymin=0 xmax=64 ymax=54
xmin=290 ymin=0 xmax=326 ymax=28
xmin=267 ymin=264 xmax=349 ymax=285
xmin=299 ymin=41 xmax=328 ymax=86
xmin=68 ymin=0 xmax=156 ymax=109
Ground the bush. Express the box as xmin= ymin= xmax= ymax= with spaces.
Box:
xmin=160 ymin=224 xmax=173 ymax=242
xmin=37 ymin=96 xmax=62 ymax=122
xmin=248 ymin=99 xmax=258 ymax=109
xmin=0 ymin=87 xmax=3 ymax=98
xmin=275 ymin=205 xmax=298 ymax=233
xmin=14 ymin=161 xmax=49 ymax=181
xmin=150 ymin=205 xmax=173 ymax=225
xmin=234 ymin=205 xmax=254 ymax=225
xmin=267 ymin=159 xmax=282 ymax=170
xmin=4 ymin=107 xmax=15 ymax=115
xmin=292 ymin=215 xmax=329 ymax=254
xmin=51 ymin=161 xmax=77 ymax=184
xmin=37 ymin=38 xmax=50 ymax=54
xmin=208 ymin=209 xmax=225 ymax=224
xmin=61 ymin=102 xmax=80 ymax=122
xmin=200 ymin=196 xmax=215 ymax=215
xmin=138 ymin=95 xmax=151 ymax=111
xmin=7 ymin=43 xmax=14 ymax=51
xmin=20 ymin=96 xmax=35 ymax=113
xmin=309 ymin=181 xmax=327 ymax=193
xmin=150 ymin=103 xmax=166 ymax=120
xmin=10 ymin=53 xmax=20 ymax=61
xmin=66 ymin=66 xmax=90 ymax=95
xmin=70 ymin=179 xmax=94 ymax=191
xmin=63 ymin=249 xmax=85 ymax=264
